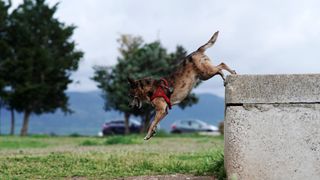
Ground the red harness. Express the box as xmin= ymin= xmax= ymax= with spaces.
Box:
xmin=150 ymin=78 xmax=172 ymax=109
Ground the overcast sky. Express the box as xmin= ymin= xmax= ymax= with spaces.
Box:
xmin=12 ymin=0 xmax=320 ymax=97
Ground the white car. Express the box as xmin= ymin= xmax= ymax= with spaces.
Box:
xmin=171 ymin=119 xmax=218 ymax=133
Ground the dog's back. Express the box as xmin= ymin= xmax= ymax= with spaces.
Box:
xmin=167 ymin=31 xmax=220 ymax=104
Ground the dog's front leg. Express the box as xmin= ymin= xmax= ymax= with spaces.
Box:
xmin=144 ymin=98 xmax=167 ymax=140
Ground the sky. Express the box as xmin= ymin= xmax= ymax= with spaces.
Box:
xmin=11 ymin=0 xmax=320 ymax=97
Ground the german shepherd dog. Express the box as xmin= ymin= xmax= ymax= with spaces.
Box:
xmin=128 ymin=31 xmax=236 ymax=140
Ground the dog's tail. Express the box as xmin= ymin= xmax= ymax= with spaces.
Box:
xmin=197 ymin=31 xmax=219 ymax=53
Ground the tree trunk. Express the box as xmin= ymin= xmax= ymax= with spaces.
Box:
xmin=20 ymin=110 xmax=31 ymax=136
xmin=124 ymin=112 xmax=130 ymax=135
xmin=140 ymin=117 xmax=145 ymax=134
xmin=0 ymin=103 xmax=2 ymax=135
xmin=140 ymin=112 xmax=151 ymax=133
xmin=10 ymin=108 xmax=15 ymax=135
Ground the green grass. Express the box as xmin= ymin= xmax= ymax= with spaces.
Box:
xmin=210 ymin=152 xmax=226 ymax=180
xmin=0 ymin=134 xmax=224 ymax=179
xmin=0 ymin=138 xmax=48 ymax=149
xmin=79 ymin=139 xmax=101 ymax=146
xmin=78 ymin=135 xmax=143 ymax=146
xmin=0 ymin=149 xmax=224 ymax=179
xmin=104 ymin=135 xmax=142 ymax=145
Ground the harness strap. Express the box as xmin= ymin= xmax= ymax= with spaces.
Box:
xmin=150 ymin=78 xmax=172 ymax=109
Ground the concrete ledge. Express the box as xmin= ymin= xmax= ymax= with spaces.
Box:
xmin=225 ymin=74 xmax=320 ymax=104
xmin=224 ymin=74 xmax=320 ymax=180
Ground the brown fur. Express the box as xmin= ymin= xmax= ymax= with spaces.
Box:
xmin=128 ymin=31 xmax=236 ymax=140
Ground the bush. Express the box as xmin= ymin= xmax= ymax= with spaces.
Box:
xmin=69 ymin=133 xmax=82 ymax=137
xmin=80 ymin=140 xmax=100 ymax=146
xmin=211 ymin=152 xmax=226 ymax=180
xmin=104 ymin=136 xmax=141 ymax=145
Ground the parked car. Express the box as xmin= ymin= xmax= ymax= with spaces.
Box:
xmin=170 ymin=119 xmax=218 ymax=133
xmin=101 ymin=119 xmax=141 ymax=135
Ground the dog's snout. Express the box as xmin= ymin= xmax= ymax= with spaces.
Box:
xmin=129 ymin=96 xmax=140 ymax=108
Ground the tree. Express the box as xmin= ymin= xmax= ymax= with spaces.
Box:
xmin=93 ymin=35 xmax=143 ymax=134
xmin=0 ymin=0 xmax=12 ymax=135
xmin=2 ymin=0 xmax=83 ymax=136
xmin=93 ymin=34 xmax=201 ymax=134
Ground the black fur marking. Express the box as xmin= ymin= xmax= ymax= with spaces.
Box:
xmin=182 ymin=59 xmax=187 ymax=67
xmin=138 ymin=80 xmax=144 ymax=89
xmin=141 ymin=80 xmax=146 ymax=87
xmin=145 ymin=79 xmax=152 ymax=85
xmin=187 ymin=56 xmax=193 ymax=62
xmin=130 ymin=82 xmax=137 ymax=88
xmin=147 ymin=91 xmax=153 ymax=97
xmin=181 ymin=82 xmax=186 ymax=88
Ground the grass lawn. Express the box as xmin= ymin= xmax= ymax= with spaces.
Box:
xmin=0 ymin=134 xmax=224 ymax=179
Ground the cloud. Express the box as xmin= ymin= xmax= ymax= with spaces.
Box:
xmin=11 ymin=0 xmax=320 ymax=96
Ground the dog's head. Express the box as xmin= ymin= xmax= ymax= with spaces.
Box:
xmin=127 ymin=77 xmax=151 ymax=109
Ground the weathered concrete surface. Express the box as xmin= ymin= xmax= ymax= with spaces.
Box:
xmin=224 ymin=74 xmax=320 ymax=180
xmin=225 ymin=74 xmax=320 ymax=104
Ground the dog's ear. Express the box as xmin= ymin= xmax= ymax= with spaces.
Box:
xmin=127 ymin=77 xmax=135 ymax=87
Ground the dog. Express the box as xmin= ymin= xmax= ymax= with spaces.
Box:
xmin=128 ymin=31 xmax=236 ymax=140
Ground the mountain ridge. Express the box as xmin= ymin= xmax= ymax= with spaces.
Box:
xmin=0 ymin=91 xmax=224 ymax=135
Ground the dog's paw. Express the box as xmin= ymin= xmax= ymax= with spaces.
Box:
xmin=144 ymin=133 xmax=153 ymax=140
xmin=143 ymin=136 xmax=150 ymax=140
xmin=223 ymin=81 xmax=227 ymax=86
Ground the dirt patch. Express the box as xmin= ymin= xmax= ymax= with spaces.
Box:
xmin=116 ymin=174 xmax=215 ymax=180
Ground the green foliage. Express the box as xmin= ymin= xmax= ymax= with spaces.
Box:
xmin=0 ymin=0 xmax=83 ymax=135
xmin=0 ymin=0 xmax=11 ymax=91
xmin=3 ymin=0 xmax=83 ymax=114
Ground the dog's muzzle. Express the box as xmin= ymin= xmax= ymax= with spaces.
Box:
xmin=129 ymin=97 xmax=142 ymax=109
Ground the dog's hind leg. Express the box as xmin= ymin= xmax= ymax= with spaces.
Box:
xmin=217 ymin=70 xmax=226 ymax=86
xmin=217 ymin=62 xmax=237 ymax=74
xmin=196 ymin=60 xmax=225 ymax=81
xmin=194 ymin=57 xmax=236 ymax=82
xmin=144 ymin=98 xmax=167 ymax=140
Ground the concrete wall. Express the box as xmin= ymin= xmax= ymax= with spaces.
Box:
xmin=224 ymin=74 xmax=320 ymax=180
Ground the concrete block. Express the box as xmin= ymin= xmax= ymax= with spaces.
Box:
xmin=225 ymin=74 xmax=320 ymax=104
xmin=225 ymin=104 xmax=320 ymax=180
xmin=224 ymin=74 xmax=320 ymax=180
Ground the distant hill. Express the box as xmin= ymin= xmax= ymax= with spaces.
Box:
xmin=0 ymin=91 xmax=224 ymax=135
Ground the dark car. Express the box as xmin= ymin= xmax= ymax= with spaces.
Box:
xmin=171 ymin=119 xmax=218 ymax=134
xmin=101 ymin=119 xmax=141 ymax=135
